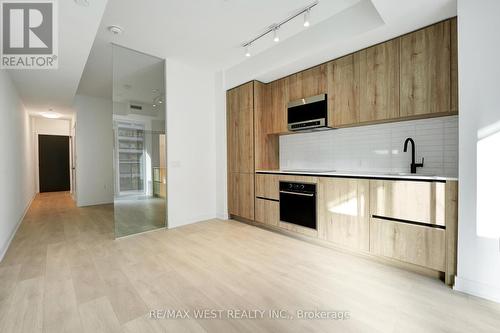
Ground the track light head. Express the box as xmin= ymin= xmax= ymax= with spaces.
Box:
xmin=245 ymin=44 xmax=251 ymax=57
xmin=273 ymin=27 xmax=280 ymax=42
xmin=304 ymin=9 xmax=311 ymax=27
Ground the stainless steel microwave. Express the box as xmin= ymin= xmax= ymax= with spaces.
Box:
xmin=287 ymin=94 xmax=328 ymax=132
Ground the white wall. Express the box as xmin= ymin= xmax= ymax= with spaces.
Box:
xmin=166 ymin=59 xmax=217 ymax=227
xmin=74 ymin=94 xmax=114 ymax=207
xmin=214 ymin=70 xmax=228 ymax=219
xmin=33 ymin=117 xmax=71 ymax=136
xmin=455 ymin=0 xmax=500 ymax=303
xmin=0 ymin=70 xmax=36 ymax=260
xmin=280 ymin=116 xmax=458 ymax=178
xmin=32 ymin=117 xmax=72 ymax=192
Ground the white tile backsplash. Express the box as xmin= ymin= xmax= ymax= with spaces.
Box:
xmin=279 ymin=116 xmax=459 ymax=177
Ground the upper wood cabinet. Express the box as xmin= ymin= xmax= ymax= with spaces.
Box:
xmin=358 ymin=39 xmax=400 ymax=123
xmin=227 ymin=82 xmax=254 ymax=174
xmin=318 ymin=178 xmax=370 ymax=251
xmin=267 ymin=78 xmax=289 ymax=134
xmin=288 ymin=64 xmax=327 ymax=102
xmin=327 ymin=54 xmax=360 ymax=127
xmin=400 ymin=20 xmax=452 ymax=117
xmin=450 ymin=17 xmax=458 ymax=113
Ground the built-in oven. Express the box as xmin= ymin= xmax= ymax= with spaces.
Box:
xmin=279 ymin=181 xmax=317 ymax=229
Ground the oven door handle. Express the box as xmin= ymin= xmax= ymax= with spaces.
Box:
xmin=279 ymin=190 xmax=315 ymax=197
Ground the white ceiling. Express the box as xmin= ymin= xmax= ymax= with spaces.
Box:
xmin=6 ymin=0 xmax=108 ymax=118
xmin=6 ymin=0 xmax=457 ymax=116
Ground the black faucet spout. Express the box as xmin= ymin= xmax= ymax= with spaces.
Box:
xmin=403 ymin=138 xmax=424 ymax=174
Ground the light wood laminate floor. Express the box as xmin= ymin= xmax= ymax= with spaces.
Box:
xmin=1 ymin=192 xmax=499 ymax=333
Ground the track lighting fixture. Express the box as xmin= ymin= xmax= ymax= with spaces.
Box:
xmin=303 ymin=9 xmax=311 ymax=27
xmin=241 ymin=1 xmax=318 ymax=58
xmin=273 ymin=27 xmax=280 ymax=42
xmin=245 ymin=44 xmax=251 ymax=57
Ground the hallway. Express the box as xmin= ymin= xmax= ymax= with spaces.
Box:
xmin=1 ymin=193 xmax=500 ymax=333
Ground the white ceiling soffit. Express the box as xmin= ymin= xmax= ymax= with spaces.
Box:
xmin=7 ymin=0 xmax=108 ymax=118
xmin=225 ymin=0 xmax=457 ymax=89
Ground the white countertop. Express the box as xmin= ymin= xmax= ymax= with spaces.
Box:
xmin=256 ymin=169 xmax=457 ymax=181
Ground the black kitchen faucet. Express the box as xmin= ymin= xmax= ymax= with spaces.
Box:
xmin=403 ymin=138 xmax=424 ymax=174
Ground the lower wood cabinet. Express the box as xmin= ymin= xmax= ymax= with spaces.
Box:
xmin=250 ymin=173 xmax=457 ymax=285
xmin=370 ymin=180 xmax=446 ymax=226
xmin=255 ymin=174 xmax=280 ymax=200
xmin=370 ymin=217 xmax=446 ymax=271
xmin=318 ymin=178 xmax=370 ymax=251
xmin=228 ymin=172 xmax=254 ymax=220
xmin=255 ymin=198 xmax=279 ymax=227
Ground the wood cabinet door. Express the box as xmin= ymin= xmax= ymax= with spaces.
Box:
xmin=359 ymin=39 xmax=400 ymax=123
xmin=255 ymin=174 xmax=280 ymax=200
xmin=369 ymin=180 xmax=446 ymax=226
xmin=450 ymin=17 xmax=458 ymax=114
xmin=370 ymin=217 xmax=446 ymax=271
xmin=270 ymin=78 xmax=289 ymax=134
xmin=255 ymin=198 xmax=279 ymax=226
xmin=317 ymin=178 xmax=370 ymax=251
xmin=227 ymin=82 xmax=254 ymax=174
xmin=228 ymin=172 xmax=254 ymax=220
xmin=327 ymin=54 xmax=360 ymax=127
xmin=400 ymin=20 xmax=451 ymax=117
xmin=287 ymin=64 xmax=327 ymax=102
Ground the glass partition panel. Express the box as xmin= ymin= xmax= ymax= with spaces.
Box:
xmin=112 ymin=45 xmax=166 ymax=238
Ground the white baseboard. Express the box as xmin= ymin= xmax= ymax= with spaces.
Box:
xmin=216 ymin=211 xmax=229 ymax=220
xmin=167 ymin=213 xmax=217 ymax=229
xmin=0 ymin=193 xmax=36 ymax=262
xmin=454 ymin=276 xmax=500 ymax=304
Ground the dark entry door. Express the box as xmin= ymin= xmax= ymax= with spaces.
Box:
xmin=39 ymin=135 xmax=70 ymax=193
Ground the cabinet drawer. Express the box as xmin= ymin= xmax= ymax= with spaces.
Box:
xmin=255 ymin=174 xmax=280 ymax=200
xmin=255 ymin=198 xmax=279 ymax=227
xmin=370 ymin=180 xmax=445 ymax=226
xmin=370 ymin=218 xmax=445 ymax=271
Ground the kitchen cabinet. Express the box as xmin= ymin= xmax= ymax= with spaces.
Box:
xmin=358 ymin=39 xmax=400 ymax=123
xmin=318 ymin=178 xmax=370 ymax=251
xmin=327 ymin=54 xmax=360 ymax=127
xmin=227 ymin=82 xmax=254 ymax=174
xmin=369 ymin=179 xmax=458 ymax=283
xmin=227 ymin=82 xmax=255 ymax=219
xmin=254 ymin=80 xmax=283 ymax=171
xmin=287 ymin=64 xmax=327 ymax=102
xmin=255 ymin=198 xmax=279 ymax=227
xmin=450 ymin=17 xmax=458 ymax=113
xmin=255 ymin=174 xmax=280 ymax=200
xmin=369 ymin=180 xmax=445 ymax=226
xmin=228 ymin=172 xmax=254 ymax=220
xmin=370 ymin=217 xmax=446 ymax=271
xmin=400 ymin=20 xmax=452 ymax=117
xmin=269 ymin=78 xmax=289 ymax=134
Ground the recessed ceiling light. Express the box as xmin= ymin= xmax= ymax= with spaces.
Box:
xmin=108 ymin=25 xmax=123 ymax=35
xmin=74 ymin=0 xmax=90 ymax=6
xmin=40 ymin=111 xmax=61 ymax=119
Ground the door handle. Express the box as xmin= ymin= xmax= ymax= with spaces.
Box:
xmin=279 ymin=190 xmax=314 ymax=197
